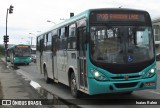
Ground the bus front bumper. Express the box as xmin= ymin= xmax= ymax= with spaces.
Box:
xmin=14 ymin=58 xmax=31 ymax=64
xmin=88 ymin=74 xmax=157 ymax=95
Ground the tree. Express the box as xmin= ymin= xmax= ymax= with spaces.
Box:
xmin=0 ymin=45 xmax=5 ymax=55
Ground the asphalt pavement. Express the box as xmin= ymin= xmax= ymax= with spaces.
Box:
xmin=0 ymin=57 xmax=160 ymax=108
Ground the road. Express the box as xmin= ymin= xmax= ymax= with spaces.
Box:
xmin=13 ymin=62 xmax=160 ymax=108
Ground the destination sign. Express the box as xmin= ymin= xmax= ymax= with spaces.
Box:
xmin=96 ymin=14 xmax=144 ymax=22
xmin=16 ymin=46 xmax=29 ymax=48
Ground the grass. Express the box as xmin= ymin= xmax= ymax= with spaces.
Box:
xmin=0 ymin=59 xmax=4 ymax=99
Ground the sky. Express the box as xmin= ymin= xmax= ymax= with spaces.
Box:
xmin=0 ymin=0 xmax=160 ymax=45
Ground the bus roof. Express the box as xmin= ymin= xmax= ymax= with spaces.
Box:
xmin=36 ymin=8 xmax=149 ymax=37
xmin=7 ymin=44 xmax=31 ymax=50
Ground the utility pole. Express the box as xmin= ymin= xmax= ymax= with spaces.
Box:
xmin=4 ymin=5 xmax=14 ymax=67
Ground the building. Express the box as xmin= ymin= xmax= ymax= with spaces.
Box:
xmin=152 ymin=18 xmax=160 ymax=53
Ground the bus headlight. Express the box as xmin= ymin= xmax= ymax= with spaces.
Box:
xmin=90 ymin=69 xmax=108 ymax=81
xmin=145 ymin=68 xmax=156 ymax=78
xmin=94 ymin=71 xmax=99 ymax=77
xmin=150 ymin=69 xmax=155 ymax=73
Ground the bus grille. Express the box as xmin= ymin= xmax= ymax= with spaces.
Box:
xmin=114 ymin=82 xmax=138 ymax=88
xmin=111 ymin=75 xmax=141 ymax=80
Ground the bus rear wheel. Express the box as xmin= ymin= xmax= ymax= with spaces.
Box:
xmin=44 ymin=67 xmax=50 ymax=83
xmin=70 ymin=72 xmax=80 ymax=98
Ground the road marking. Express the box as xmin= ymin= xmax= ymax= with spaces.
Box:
xmin=147 ymin=90 xmax=160 ymax=95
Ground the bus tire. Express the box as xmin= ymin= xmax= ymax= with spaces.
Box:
xmin=70 ymin=72 xmax=80 ymax=98
xmin=44 ymin=67 xmax=50 ymax=83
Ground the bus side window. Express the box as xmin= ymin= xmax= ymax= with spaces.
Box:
xmin=59 ymin=27 xmax=68 ymax=50
xmin=77 ymin=18 xmax=87 ymax=51
xmin=46 ymin=32 xmax=52 ymax=50
xmin=52 ymin=29 xmax=58 ymax=55
xmin=40 ymin=35 xmax=44 ymax=52
xmin=60 ymin=28 xmax=65 ymax=39
xmin=68 ymin=23 xmax=76 ymax=49
xmin=37 ymin=35 xmax=43 ymax=52
xmin=43 ymin=34 xmax=48 ymax=51
xmin=37 ymin=37 xmax=40 ymax=51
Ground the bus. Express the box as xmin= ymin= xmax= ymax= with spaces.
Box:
xmin=8 ymin=44 xmax=32 ymax=65
xmin=36 ymin=8 xmax=157 ymax=98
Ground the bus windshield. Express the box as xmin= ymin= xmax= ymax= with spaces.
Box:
xmin=14 ymin=48 xmax=31 ymax=57
xmin=90 ymin=25 xmax=154 ymax=64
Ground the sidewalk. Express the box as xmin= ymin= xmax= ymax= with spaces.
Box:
xmin=0 ymin=59 xmax=48 ymax=108
xmin=0 ymin=57 xmax=56 ymax=108
xmin=0 ymin=61 xmax=30 ymax=99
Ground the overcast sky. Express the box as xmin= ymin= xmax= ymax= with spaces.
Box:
xmin=0 ymin=0 xmax=160 ymax=45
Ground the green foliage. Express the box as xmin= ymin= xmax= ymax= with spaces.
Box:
xmin=0 ymin=45 xmax=5 ymax=56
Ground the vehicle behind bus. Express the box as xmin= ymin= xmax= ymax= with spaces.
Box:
xmin=9 ymin=44 xmax=32 ymax=65
xmin=31 ymin=47 xmax=36 ymax=63
xmin=36 ymin=8 xmax=157 ymax=98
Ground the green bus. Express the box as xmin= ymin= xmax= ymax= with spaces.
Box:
xmin=36 ymin=8 xmax=157 ymax=97
xmin=8 ymin=44 xmax=32 ymax=65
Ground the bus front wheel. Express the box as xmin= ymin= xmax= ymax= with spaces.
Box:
xmin=70 ymin=72 xmax=80 ymax=98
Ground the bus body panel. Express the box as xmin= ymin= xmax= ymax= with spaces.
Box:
xmin=43 ymin=51 xmax=54 ymax=79
xmin=57 ymin=50 xmax=68 ymax=85
xmin=88 ymin=74 xmax=157 ymax=95
xmin=53 ymin=56 xmax=58 ymax=80
xmin=67 ymin=50 xmax=79 ymax=86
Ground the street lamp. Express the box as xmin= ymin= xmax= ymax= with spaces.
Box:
xmin=29 ymin=33 xmax=35 ymax=35
xmin=5 ymin=5 xmax=14 ymax=66
xmin=28 ymin=37 xmax=33 ymax=46
xmin=29 ymin=32 xmax=40 ymax=46
xmin=28 ymin=33 xmax=34 ymax=47
xmin=47 ymin=20 xmax=56 ymax=24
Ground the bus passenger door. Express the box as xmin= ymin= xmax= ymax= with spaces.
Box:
xmin=52 ymin=36 xmax=58 ymax=80
xmin=37 ymin=36 xmax=44 ymax=74
xmin=77 ymin=26 xmax=88 ymax=90
xmin=40 ymin=38 xmax=44 ymax=74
